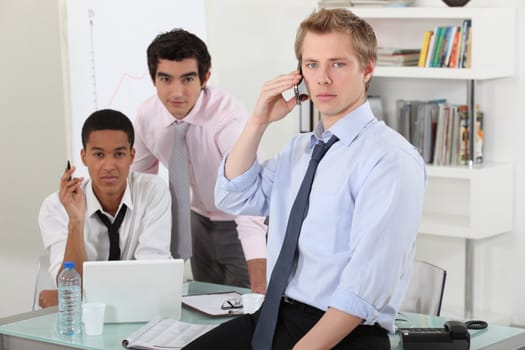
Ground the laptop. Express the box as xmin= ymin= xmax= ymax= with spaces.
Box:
xmin=83 ymin=259 xmax=184 ymax=323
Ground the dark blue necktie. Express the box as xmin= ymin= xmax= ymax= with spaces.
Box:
xmin=252 ymin=135 xmax=339 ymax=350
xmin=96 ymin=205 xmax=127 ymax=260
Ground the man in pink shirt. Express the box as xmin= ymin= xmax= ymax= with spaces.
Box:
xmin=131 ymin=29 xmax=267 ymax=293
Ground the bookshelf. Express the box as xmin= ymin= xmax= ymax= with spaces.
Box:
xmin=347 ymin=6 xmax=516 ymax=237
xmin=352 ymin=7 xmax=515 ymax=79
xmin=347 ymin=6 xmax=517 ymax=319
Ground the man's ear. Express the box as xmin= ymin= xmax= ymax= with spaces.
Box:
xmin=363 ymin=59 xmax=375 ymax=85
xmin=81 ymin=149 xmax=87 ymax=166
xmin=201 ymin=71 xmax=211 ymax=89
xmin=130 ymin=147 xmax=136 ymax=161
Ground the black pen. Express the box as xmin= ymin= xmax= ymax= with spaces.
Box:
xmin=66 ymin=160 xmax=72 ymax=181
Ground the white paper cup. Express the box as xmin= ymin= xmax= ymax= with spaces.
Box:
xmin=82 ymin=302 xmax=106 ymax=335
xmin=242 ymin=293 xmax=264 ymax=314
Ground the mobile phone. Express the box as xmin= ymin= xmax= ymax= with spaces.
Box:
xmin=294 ymin=63 xmax=308 ymax=105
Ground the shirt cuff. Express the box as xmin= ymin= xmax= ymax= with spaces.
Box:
xmin=329 ymin=288 xmax=379 ymax=326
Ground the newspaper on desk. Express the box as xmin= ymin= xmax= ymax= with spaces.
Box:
xmin=122 ymin=317 xmax=217 ymax=349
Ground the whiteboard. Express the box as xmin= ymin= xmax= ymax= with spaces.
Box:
xmin=60 ymin=0 xmax=206 ymax=178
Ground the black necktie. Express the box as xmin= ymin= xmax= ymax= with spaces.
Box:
xmin=252 ymin=135 xmax=339 ymax=350
xmin=96 ymin=205 xmax=127 ymax=260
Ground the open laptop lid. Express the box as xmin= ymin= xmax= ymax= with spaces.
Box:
xmin=83 ymin=259 xmax=183 ymax=323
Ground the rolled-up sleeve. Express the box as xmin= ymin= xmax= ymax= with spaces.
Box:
xmin=215 ymin=154 xmax=274 ymax=218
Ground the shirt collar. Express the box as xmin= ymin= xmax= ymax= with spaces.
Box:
xmin=85 ymin=176 xmax=133 ymax=218
xmin=310 ymin=101 xmax=377 ymax=149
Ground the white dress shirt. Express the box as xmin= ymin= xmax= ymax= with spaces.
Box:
xmin=39 ymin=172 xmax=172 ymax=284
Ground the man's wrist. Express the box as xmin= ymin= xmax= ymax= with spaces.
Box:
xmin=68 ymin=217 xmax=84 ymax=230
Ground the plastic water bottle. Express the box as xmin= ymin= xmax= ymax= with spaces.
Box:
xmin=57 ymin=261 xmax=82 ymax=336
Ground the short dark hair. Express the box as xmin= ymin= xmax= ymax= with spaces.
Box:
xmin=147 ymin=28 xmax=211 ymax=83
xmin=81 ymin=109 xmax=134 ymax=149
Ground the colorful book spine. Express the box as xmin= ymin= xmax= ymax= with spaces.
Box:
xmin=425 ymin=26 xmax=439 ymax=67
xmin=458 ymin=19 xmax=472 ymax=68
xmin=448 ymin=27 xmax=462 ymax=68
xmin=431 ymin=26 xmax=446 ymax=67
xmin=443 ymin=26 xmax=458 ymax=67
xmin=418 ymin=30 xmax=434 ymax=67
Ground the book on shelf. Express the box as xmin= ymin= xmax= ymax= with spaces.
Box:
xmin=377 ymin=47 xmax=420 ymax=67
xmin=442 ymin=26 xmax=458 ymax=67
xmin=424 ymin=27 xmax=439 ymax=68
xmin=448 ymin=27 xmax=462 ymax=68
xmin=458 ymin=105 xmax=469 ymax=165
xmin=418 ymin=30 xmax=433 ymax=67
xmin=431 ymin=26 xmax=447 ymax=67
xmin=377 ymin=47 xmax=420 ymax=55
xmin=395 ymin=99 xmax=483 ymax=166
xmin=474 ymin=106 xmax=484 ymax=163
xmin=417 ymin=20 xmax=472 ymax=69
xmin=465 ymin=25 xmax=473 ymax=68
xmin=458 ymin=19 xmax=472 ymax=68
xmin=377 ymin=53 xmax=420 ymax=66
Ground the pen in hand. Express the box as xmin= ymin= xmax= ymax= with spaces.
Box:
xmin=66 ymin=160 xmax=72 ymax=181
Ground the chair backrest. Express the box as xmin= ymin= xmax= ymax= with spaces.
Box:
xmin=32 ymin=253 xmax=54 ymax=311
xmin=400 ymin=260 xmax=447 ymax=316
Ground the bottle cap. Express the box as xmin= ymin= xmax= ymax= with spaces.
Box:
xmin=64 ymin=261 xmax=75 ymax=269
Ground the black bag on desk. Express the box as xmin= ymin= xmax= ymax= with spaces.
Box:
xmin=400 ymin=321 xmax=470 ymax=350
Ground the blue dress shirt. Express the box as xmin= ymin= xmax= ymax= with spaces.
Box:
xmin=215 ymin=101 xmax=427 ymax=332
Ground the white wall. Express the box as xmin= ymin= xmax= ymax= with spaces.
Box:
xmin=205 ymin=0 xmax=318 ymax=157
xmin=0 ymin=0 xmax=67 ymax=316
xmin=2 ymin=0 xmax=525 ymax=327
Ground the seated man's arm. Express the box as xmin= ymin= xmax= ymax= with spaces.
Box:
xmin=38 ymin=165 xmax=87 ymax=308
xmin=58 ymin=165 xmax=87 ymax=278
xmin=39 ymin=290 xmax=58 ymax=308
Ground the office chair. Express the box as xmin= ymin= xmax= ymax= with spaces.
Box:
xmin=400 ymin=260 xmax=447 ymax=316
xmin=32 ymin=253 xmax=54 ymax=311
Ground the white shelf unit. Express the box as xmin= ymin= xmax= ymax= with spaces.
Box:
xmin=421 ymin=163 xmax=513 ymax=240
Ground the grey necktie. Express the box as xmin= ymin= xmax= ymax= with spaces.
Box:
xmin=252 ymin=135 xmax=339 ymax=350
xmin=169 ymin=122 xmax=192 ymax=260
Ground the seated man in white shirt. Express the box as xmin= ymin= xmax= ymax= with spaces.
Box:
xmin=38 ymin=109 xmax=172 ymax=307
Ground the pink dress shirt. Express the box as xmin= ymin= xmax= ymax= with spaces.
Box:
xmin=132 ymin=87 xmax=266 ymax=260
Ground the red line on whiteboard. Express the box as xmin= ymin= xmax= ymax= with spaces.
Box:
xmin=105 ymin=71 xmax=148 ymax=107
